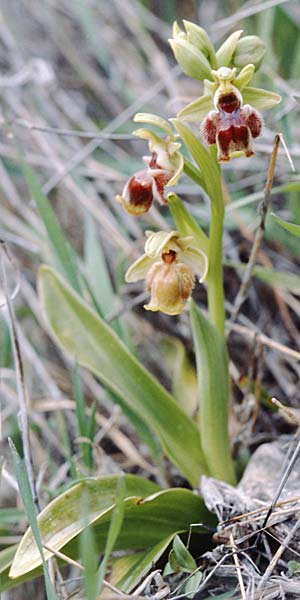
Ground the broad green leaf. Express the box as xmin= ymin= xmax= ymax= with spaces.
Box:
xmin=168 ymin=193 xmax=209 ymax=254
xmin=190 ymin=301 xmax=236 ymax=485
xmin=172 ymin=535 xmax=197 ymax=572
xmin=171 ymin=119 xmax=223 ymax=210
xmin=9 ymin=475 xmax=158 ymax=580
xmin=9 ymin=475 xmax=212 ymax=581
xmin=110 ymin=536 xmax=174 ymax=592
xmin=270 ymin=212 xmax=300 ymax=237
xmin=242 ymin=87 xmax=281 ymax=110
xmin=178 ymin=95 xmax=213 ymax=122
xmin=21 ymin=160 xmax=80 ymax=293
xmin=9 ymin=441 xmax=58 ymax=599
xmin=38 ymin=266 xmax=208 ymax=485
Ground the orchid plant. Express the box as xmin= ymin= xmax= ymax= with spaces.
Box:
xmin=114 ymin=22 xmax=280 ymax=481
xmin=2 ymin=21 xmax=281 ymax=596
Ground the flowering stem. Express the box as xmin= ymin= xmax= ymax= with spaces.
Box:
xmin=207 ymin=167 xmax=226 ymax=339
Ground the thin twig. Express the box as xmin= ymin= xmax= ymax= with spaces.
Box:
xmin=228 ymin=134 xmax=280 ymax=329
xmin=14 ymin=119 xmax=135 ymax=140
xmin=229 ymin=532 xmax=247 ymax=600
xmin=0 ymin=243 xmax=39 ymax=511
xmin=257 ymin=515 xmax=300 ymax=590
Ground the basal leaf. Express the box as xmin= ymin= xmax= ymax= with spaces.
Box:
xmin=9 ymin=475 xmax=212 ymax=584
xmin=38 ymin=266 xmax=208 ymax=485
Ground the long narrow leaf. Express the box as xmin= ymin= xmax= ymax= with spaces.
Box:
xmin=38 ymin=266 xmax=208 ymax=485
xmin=9 ymin=440 xmax=58 ymax=599
xmin=190 ymin=301 xmax=236 ymax=484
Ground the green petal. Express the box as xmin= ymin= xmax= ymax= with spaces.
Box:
xmin=145 ymin=231 xmax=179 ymax=258
xmin=134 ymin=113 xmax=174 ymax=136
xmin=182 ymin=248 xmax=208 ymax=282
xmin=216 ymin=30 xmax=243 ymax=68
xmin=167 ymin=152 xmax=184 ymax=187
xmin=242 ymin=86 xmax=282 ymax=110
xmin=234 ymin=64 xmax=255 ymax=90
xmin=177 ymin=95 xmax=213 ymax=122
xmin=125 ymin=254 xmax=155 ymax=282
xmin=133 ymin=128 xmax=163 ymax=146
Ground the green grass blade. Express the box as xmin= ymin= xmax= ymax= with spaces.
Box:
xmin=270 ymin=212 xmax=300 ymax=237
xmin=110 ymin=536 xmax=174 ymax=592
xmin=38 ymin=265 xmax=208 ymax=485
xmin=97 ymin=475 xmax=126 ymax=592
xmin=9 ymin=440 xmax=58 ymax=599
xmin=21 ymin=160 xmax=80 ymax=292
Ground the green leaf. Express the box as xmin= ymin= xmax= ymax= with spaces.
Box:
xmin=172 ymin=535 xmax=197 ymax=572
xmin=190 ymin=301 xmax=236 ymax=485
xmin=9 ymin=440 xmax=58 ymax=599
xmin=97 ymin=476 xmax=126 ymax=592
xmin=21 ymin=160 xmax=80 ymax=293
xmin=183 ymin=157 xmax=207 ymax=191
xmin=171 ymin=120 xmax=222 ymax=209
xmin=270 ymin=212 xmax=300 ymax=237
xmin=110 ymin=536 xmax=174 ymax=592
xmin=9 ymin=475 xmax=212 ymax=582
xmin=184 ymin=571 xmax=203 ymax=598
xmin=168 ymin=193 xmax=209 ymax=255
xmin=38 ymin=266 xmax=208 ymax=485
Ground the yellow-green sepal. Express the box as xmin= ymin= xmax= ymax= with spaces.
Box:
xmin=216 ymin=30 xmax=243 ymax=68
xmin=177 ymin=94 xmax=214 ymax=122
xmin=242 ymin=86 xmax=282 ymax=110
xmin=134 ymin=113 xmax=174 ymax=136
xmin=169 ymin=37 xmax=213 ymax=81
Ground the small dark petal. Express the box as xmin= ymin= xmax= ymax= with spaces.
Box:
xmin=245 ymin=109 xmax=263 ymax=138
xmin=201 ymin=114 xmax=217 ymax=145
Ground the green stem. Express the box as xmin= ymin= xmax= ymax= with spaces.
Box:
xmin=207 ymin=185 xmax=225 ymax=338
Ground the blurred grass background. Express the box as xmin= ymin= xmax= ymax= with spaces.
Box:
xmin=0 ymin=0 xmax=300 ymax=597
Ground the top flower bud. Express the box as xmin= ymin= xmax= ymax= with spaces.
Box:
xmin=170 ymin=23 xmax=266 ymax=79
